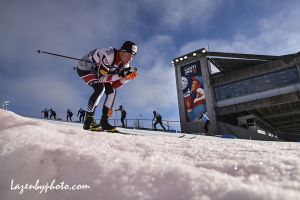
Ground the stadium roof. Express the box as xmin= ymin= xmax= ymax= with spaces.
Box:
xmin=173 ymin=48 xmax=300 ymax=74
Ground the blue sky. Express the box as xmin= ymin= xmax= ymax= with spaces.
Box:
xmin=1 ymin=0 xmax=300 ymax=124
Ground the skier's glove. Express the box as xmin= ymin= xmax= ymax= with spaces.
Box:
xmin=118 ymin=67 xmax=138 ymax=80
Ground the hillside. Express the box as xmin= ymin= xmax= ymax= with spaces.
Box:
xmin=0 ymin=110 xmax=299 ymax=200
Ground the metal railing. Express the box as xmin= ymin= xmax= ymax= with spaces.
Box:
xmin=95 ymin=118 xmax=181 ymax=133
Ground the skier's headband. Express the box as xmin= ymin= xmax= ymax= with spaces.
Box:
xmin=120 ymin=41 xmax=137 ymax=55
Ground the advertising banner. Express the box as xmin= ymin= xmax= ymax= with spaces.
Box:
xmin=180 ymin=61 xmax=207 ymax=122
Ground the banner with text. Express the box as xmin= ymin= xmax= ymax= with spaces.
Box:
xmin=180 ymin=61 xmax=207 ymax=122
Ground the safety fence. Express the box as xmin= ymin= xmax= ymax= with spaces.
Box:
xmin=34 ymin=113 xmax=181 ymax=133
xmin=104 ymin=118 xmax=181 ymax=133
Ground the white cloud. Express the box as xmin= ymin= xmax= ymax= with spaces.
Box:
xmin=0 ymin=0 xmax=140 ymax=60
xmin=142 ymin=0 xmax=222 ymax=30
xmin=179 ymin=4 xmax=300 ymax=55
xmin=123 ymin=65 xmax=177 ymax=110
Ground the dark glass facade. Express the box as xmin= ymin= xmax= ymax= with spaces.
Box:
xmin=215 ymin=67 xmax=300 ymax=101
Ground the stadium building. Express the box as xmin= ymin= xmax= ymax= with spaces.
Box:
xmin=173 ymin=49 xmax=300 ymax=141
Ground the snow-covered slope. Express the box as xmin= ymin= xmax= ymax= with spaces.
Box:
xmin=0 ymin=110 xmax=299 ymax=200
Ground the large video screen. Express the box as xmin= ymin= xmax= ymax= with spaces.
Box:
xmin=180 ymin=61 xmax=207 ymax=122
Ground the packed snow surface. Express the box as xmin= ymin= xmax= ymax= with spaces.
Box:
xmin=0 ymin=110 xmax=299 ymax=200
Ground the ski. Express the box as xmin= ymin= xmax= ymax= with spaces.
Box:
xmin=109 ymin=130 xmax=137 ymax=135
xmin=87 ymin=128 xmax=136 ymax=135
xmin=87 ymin=128 xmax=196 ymax=138
xmin=178 ymin=134 xmax=197 ymax=139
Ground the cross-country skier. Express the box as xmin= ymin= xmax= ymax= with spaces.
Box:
xmin=66 ymin=109 xmax=73 ymax=122
xmin=49 ymin=108 xmax=57 ymax=120
xmin=41 ymin=108 xmax=49 ymax=119
xmin=115 ymin=105 xmax=127 ymax=128
xmin=77 ymin=108 xmax=86 ymax=123
xmin=152 ymin=111 xmax=166 ymax=131
xmin=77 ymin=41 xmax=138 ymax=131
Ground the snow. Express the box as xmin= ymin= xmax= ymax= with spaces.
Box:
xmin=0 ymin=110 xmax=299 ymax=200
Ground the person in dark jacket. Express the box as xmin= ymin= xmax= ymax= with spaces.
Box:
xmin=198 ymin=112 xmax=210 ymax=134
xmin=67 ymin=109 xmax=73 ymax=122
xmin=77 ymin=108 xmax=86 ymax=123
xmin=115 ymin=105 xmax=127 ymax=128
xmin=152 ymin=111 xmax=166 ymax=131
xmin=41 ymin=108 xmax=48 ymax=119
xmin=49 ymin=108 xmax=57 ymax=120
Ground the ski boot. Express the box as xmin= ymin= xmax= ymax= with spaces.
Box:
xmin=100 ymin=106 xmax=117 ymax=132
xmin=83 ymin=112 xmax=101 ymax=131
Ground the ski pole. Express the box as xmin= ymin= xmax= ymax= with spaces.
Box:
xmin=37 ymin=49 xmax=94 ymax=64
xmin=37 ymin=49 xmax=138 ymax=71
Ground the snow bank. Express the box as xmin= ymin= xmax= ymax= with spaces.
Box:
xmin=0 ymin=110 xmax=299 ymax=200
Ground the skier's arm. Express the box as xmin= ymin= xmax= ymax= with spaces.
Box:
xmin=111 ymin=67 xmax=137 ymax=88
xmin=97 ymin=65 xmax=137 ymax=83
xmin=98 ymin=65 xmax=121 ymax=83
xmin=96 ymin=49 xmax=137 ymax=83
xmin=96 ymin=53 xmax=121 ymax=83
xmin=112 ymin=78 xmax=129 ymax=89
xmin=152 ymin=114 xmax=156 ymax=121
xmin=118 ymin=67 xmax=138 ymax=80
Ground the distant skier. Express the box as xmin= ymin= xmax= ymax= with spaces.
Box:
xmin=49 ymin=109 xmax=57 ymax=120
xmin=41 ymin=108 xmax=48 ymax=119
xmin=76 ymin=41 xmax=138 ymax=131
xmin=66 ymin=109 xmax=73 ymax=122
xmin=152 ymin=111 xmax=166 ymax=131
xmin=115 ymin=105 xmax=127 ymax=128
xmin=198 ymin=112 xmax=210 ymax=134
xmin=77 ymin=108 xmax=86 ymax=123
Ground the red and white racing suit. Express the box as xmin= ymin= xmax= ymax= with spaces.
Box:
xmin=77 ymin=47 xmax=130 ymax=113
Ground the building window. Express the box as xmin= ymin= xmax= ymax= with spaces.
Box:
xmin=215 ymin=67 xmax=300 ymax=101
xmin=278 ymin=68 xmax=299 ymax=87
xmin=233 ymin=79 xmax=255 ymax=97
xmin=215 ymin=84 xmax=234 ymax=100
xmin=254 ymin=73 xmax=277 ymax=92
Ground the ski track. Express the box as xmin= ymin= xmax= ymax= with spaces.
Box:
xmin=0 ymin=110 xmax=299 ymax=200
